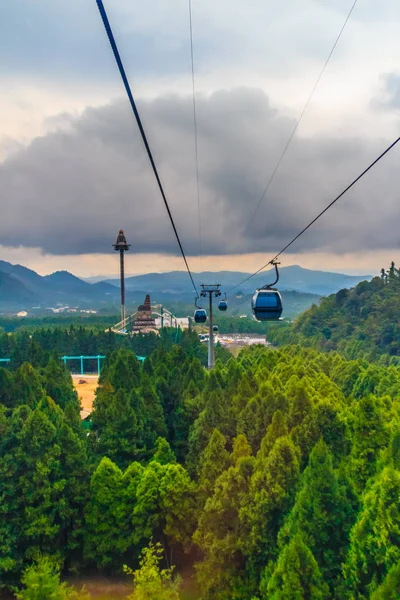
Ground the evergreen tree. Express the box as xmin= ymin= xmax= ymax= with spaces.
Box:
xmin=240 ymin=436 xmax=301 ymax=579
xmin=370 ymin=561 xmax=400 ymax=600
xmin=84 ymin=457 xmax=126 ymax=568
xmin=16 ymin=556 xmax=88 ymax=600
xmin=278 ymin=440 xmax=354 ymax=593
xmin=263 ymin=535 xmax=329 ymax=600
xmin=194 ymin=436 xmax=254 ymax=600
xmin=42 ymin=356 xmax=79 ymax=411
xmin=344 ymin=467 xmax=400 ymax=597
xmin=197 ymin=429 xmax=230 ymax=500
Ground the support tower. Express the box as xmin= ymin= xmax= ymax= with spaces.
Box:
xmin=200 ymin=284 xmax=221 ymax=369
xmin=113 ymin=229 xmax=130 ymax=325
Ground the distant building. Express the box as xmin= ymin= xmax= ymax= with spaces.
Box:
xmin=17 ymin=311 xmax=28 ymax=317
xmin=132 ymin=294 xmax=158 ymax=334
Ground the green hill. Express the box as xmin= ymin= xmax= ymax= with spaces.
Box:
xmin=267 ymin=262 xmax=400 ymax=360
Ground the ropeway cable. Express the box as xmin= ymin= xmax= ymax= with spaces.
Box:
xmin=227 ymin=135 xmax=400 ymax=293
xmin=96 ymin=0 xmax=199 ymax=296
xmin=233 ymin=0 xmax=359 ymax=255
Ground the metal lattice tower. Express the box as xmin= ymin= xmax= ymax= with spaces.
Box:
xmin=200 ymin=284 xmax=221 ymax=369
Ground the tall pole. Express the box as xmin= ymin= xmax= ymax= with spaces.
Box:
xmin=113 ymin=230 xmax=130 ymax=327
xmin=208 ymin=291 xmax=214 ymax=369
xmin=120 ymin=249 xmax=125 ymax=324
xmin=200 ymin=284 xmax=221 ymax=370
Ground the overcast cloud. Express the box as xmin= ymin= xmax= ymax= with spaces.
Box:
xmin=1 ymin=87 xmax=400 ymax=257
xmin=1 ymin=0 xmax=400 ymax=272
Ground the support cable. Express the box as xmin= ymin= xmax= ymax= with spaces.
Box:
xmin=227 ymin=135 xmax=400 ymax=293
xmin=96 ymin=0 xmax=199 ymax=296
xmin=234 ymin=0 xmax=359 ymax=254
xmin=188 ymin=0 xmax=203 ymax=266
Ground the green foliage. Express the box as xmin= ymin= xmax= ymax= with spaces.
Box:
xmin=344 ymin=467 xmax=400 ymax=596
xmin=16 ymin=556 xmax=88 ymax=600
xmin=370 ymin=561 xmax=400 ymax=600
xmin=125 ymin=542 xmax=181 ymax=600
xmin=278 ymin=440 xmax=355 ymax=593
xmin=267 ymin=265 xmax=400 ymax=361
xmin=263 ymin=535 xmax=329 ymax=599
xmin=2 ymin=331 xmax=400 ymax=599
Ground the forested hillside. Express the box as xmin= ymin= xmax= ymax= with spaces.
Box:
xmin=1 ymin=332 xmax=400 ymax=598
xmin=267 ymin=262 xmax=400 ymax=361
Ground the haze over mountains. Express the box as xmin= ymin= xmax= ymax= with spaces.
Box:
xmin=103 ymin=266 xmax=370 ymax=297
xmin=0 ymin=260 xmax=371 ymax=313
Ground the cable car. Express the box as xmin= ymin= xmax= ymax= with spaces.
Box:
xmin=252 ymin=261 xmax=283 ymax=321
xmin=194 ymin=297 xmax=207 ymax=324
xmin=218 ymin=293 xmax=228 ymax=311
xmin=213 ymin=325 xmax=219 ymax=332
xmin=194 ymin=309 xmax=207 ymax=324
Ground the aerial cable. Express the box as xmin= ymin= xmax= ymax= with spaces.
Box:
xmin=95 ymin=0 xmax=199 ymax=297
xmin=228 ymin=135 xmax=400 ymax=293
xmin=234 ymin=0 xmax=359 ymax=255
xmin=188 ymin=0 xmax=203 ymax=267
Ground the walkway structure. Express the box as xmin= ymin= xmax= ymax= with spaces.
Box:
xmin=0 ymin=358 xmax=10 ymax=364
xmin=61 ymin=354 xmax=145 ymax=375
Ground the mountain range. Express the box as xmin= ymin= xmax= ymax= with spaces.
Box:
xmin=0 ymin=260 xmax=371 ymax=314
xmin=0 ymin=260 xmax=119 ymax=311
xmin=103 ymin=265 xmax=370 ymax=297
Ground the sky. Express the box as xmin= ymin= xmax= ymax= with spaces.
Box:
xmin=1 ymin=0 xmax=400 ymax=279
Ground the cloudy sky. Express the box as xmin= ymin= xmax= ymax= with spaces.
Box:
xmin=1 ymin=0 xmax=400 ymax=279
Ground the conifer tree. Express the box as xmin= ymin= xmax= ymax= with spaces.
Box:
xmin=84 ymin=457 xmax=126 ymax=568
xmin=42 ymin=357 xmax=79 ymax=411
xmin=278 ymin=440 xmax=354 ymax=593
xmin=263 ymin=535 xmax=329 ymax=600
xmin=240 ymin=436 xmax=301 ymax=574
xmin=197 ymin=429 xmax=230 ymax=500
xmin=344 ymin=466 xmax=400 ymax=596
xmin=194 ymin=435 xmax=254 ymax=600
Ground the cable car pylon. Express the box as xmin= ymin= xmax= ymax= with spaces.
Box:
xmin=200 ymin=283 xmax=221 ymax=369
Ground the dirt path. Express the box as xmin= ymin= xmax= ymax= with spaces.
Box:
xmin=72 ymin=375 xmax=98 ymax=419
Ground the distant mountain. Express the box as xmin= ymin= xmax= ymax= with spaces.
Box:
xmin=0 ymin=261 xmax=120 ymax=312
xmin=105 ymin=266 xmax=371 ymax=297
xmin=0 ymin=260 xmax=371 ymax=315
xmin=0 ymin=271 xmax=36 ymax=306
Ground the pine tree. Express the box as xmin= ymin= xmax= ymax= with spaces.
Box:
xmin=370 ymin=561 xmax=400 ymax=600
xmin=263 ymin=535 xmax=329 ymax=600
xmin=278 ymin=440 xmax=355 ymax=593
xmin=84 ymin=457 xmax=126 ymax=568
xmin=42 ymin=357 xmax=79 ymax=411
xmin=16 ymin=556 xmax=88 ymax=600
xmin=197 ymin=429 xmax=230 ymax=500
xmin=194 ymin=436 xmax=255 ymax=600
xmin=344 ymin=466 xmax=400 ymax=596
xmin=240 ymin=436 xmax=301 ymax=575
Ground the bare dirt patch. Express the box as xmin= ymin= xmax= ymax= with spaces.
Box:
xmin=72 ymin=375 xmax=98 ymax=417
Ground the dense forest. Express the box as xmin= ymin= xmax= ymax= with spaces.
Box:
xmin=1 ymin=323 xmax=400 ymax=598
xmin=267 ymin=262 xmax=400 ymax=362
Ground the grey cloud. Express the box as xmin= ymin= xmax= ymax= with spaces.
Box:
xmin=1 ymin=87 xmax=399 ymax=257
xmin=375 ymin=73 xmax=400 ymax=110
